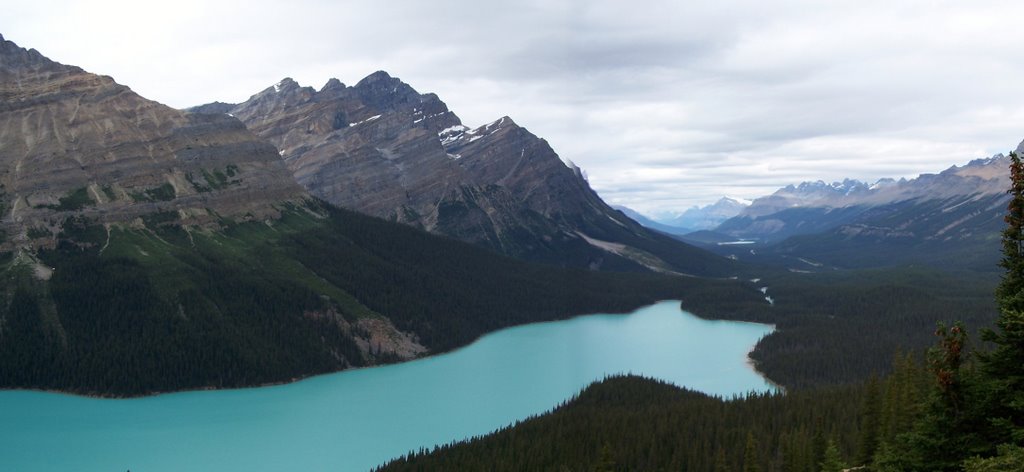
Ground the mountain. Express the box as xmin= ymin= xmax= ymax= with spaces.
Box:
xmin=192 ymin=74 xmax=733 ymax=276
xmin=702 ymin=151 xmax=1013 ymax=271
xmin=0 ymin=34 xmax=762 ymax=396
xmin=661 ymin=197 xmax=750 ymax=232
xmin=611 ymin=205 xmax=692 ymax=235
xmin=0 ymin=34 xmax=306 ymax=247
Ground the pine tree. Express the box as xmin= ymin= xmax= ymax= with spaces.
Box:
xmin=979 ymin=150 xmax=1024 ymax=446
xmin=713 ymin=447 xmax=729 ymax=472
xmin=856 ymin=375 xmax=881 ymax=466
xmin=811 ymin=418 xmax=827 ymax=472
xmin=743 ymin=431 xmax=761 ymax=472
xmin=963 ymin=444 xmax=1024 ymax=471
xmin=595 ymin=442 xmax=616 ymax=472
xmin=819 ymin=440 xmax=846 ymax=472
xmin=910 ymin=321 xmax=984 ymax=471
xmin=996 ymin=151 xmax=1024 ymax=313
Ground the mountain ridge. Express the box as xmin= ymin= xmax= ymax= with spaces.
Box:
xmin=193 ymin=74 xmax=734 ymax=276
xmin=713 ymin=150 xmax=1012 ymax=244
xmin=0 ymin=34 xmax=308 ymax=251
xmin=690 ymin=148 xmax=1015 ymax=271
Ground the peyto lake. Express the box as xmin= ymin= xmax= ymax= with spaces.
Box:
xmin=0 ymin=301 xmax=774 ymax=472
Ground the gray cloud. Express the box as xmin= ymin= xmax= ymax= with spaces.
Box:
xmin=3 ymin=0 xmax=1023 ymax=215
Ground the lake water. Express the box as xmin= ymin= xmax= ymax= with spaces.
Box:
xmin=0 ymin=300 xmax=774 ymax=472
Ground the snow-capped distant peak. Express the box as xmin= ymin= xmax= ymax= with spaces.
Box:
xmin=790 ymin=179 xmax=868 ymax=195
xmin=272 ymin=78 xmax=296 ymax=93
xmin=723 ymin=196 xmax=753 ymax=206
xmin=438 ymin=125 xmax=469 ymax=146
xmin=438 ymin=124 xmax=468 ymax=135
xmin=869 ymin=178 xmax=897 ymax=190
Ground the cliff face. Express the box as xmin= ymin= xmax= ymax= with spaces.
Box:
xmin=0 ymin=34 xmax=306 ymax=248
xmin=220 ymin=73 xmax=731 ymax=274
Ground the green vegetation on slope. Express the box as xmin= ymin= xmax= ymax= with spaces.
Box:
xmin=285 ymin=203 xmax=764 ymax=353
xmin=688 ymin=267 xmax=998 ymax=389
xmin=0 ymin=200 xmax=767 ymax=396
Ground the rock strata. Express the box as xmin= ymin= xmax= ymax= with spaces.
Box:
xmin=210 ymin=73 xmax=728 ymax=274
xmin=0 ymin=34 xmax=307 ymax=249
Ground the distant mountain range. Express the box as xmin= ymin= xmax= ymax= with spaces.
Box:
xmin=677 ymin=150 xmax=1016 ymax=272
xmin=190 ymin=75 xmax=733 ymax=276
xmin=614 ymin=197 xmax=749 ymax=236
xmin=611 ymin=206 xmax=691 ymax=235
xmin=660 ymin=197 xmax=751 ymax=232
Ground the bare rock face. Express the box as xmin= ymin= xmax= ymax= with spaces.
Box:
xmin=216 ymin=73 xmax=729 ymax=274
xmin=0 ymin=34 xmax=307 ymax=249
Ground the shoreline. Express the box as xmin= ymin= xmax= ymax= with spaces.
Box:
xmin=746 ymin=351 xmax=785 ymax=393
xmin=0 ymin=300 xmax=784 ymax=399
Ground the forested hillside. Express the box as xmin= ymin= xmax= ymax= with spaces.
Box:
xmin=0 ymin=201 xmax=765 ymax=396
xmin=375 ymin=368 xmax=913 ymax=472
xmin=687 ymin=268 xmax=997 ymax=388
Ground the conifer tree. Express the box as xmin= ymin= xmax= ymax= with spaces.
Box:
xmin=980 ymin=150 xmax=1024 ymax=445
xmin=856 ymin=375 xmax=881 ymax=465
xmin=713 ymin=447 xmax=729 ymax=472
xmin=595 ymin=442 xmax=616 ymax=472
xmin=996 ymin=151 xmax=1024 ymax=312
xmin=819 ymin=440 xmax=847 ymax=472
xmin=812 ymin=417 xmax=827 ymax=471
xmin=743 ymin=431 xmax=761 ymax=472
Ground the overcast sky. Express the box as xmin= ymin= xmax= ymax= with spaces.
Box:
xmin=4 ymin=0 xmax=1024 ymax=216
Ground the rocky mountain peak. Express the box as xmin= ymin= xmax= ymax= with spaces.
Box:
xmin=358 ymin=70 xmax=395 ymax=83
xmin=0 ymin=35 xmax=307 ymax=249
xmin=275 ymin=77 xmax=299 ymax=89
xmin=220 ymin=73 xmax=727 ymax=274
xmin=246 ymin=78 xmax=311 ymax=101
xmin=1 ymin=34 xmax=81 ymax=81
xmin=659 ymin=196 xmax=749 ymax=231
xmin=352 ymin=71 xmax=422 ymax=111
xmin=788 ymin=179 xmax=868 ymax=195
xmin=320 ymin=77 xmax=345 ymax=92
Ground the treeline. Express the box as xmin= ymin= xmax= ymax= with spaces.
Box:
xmin=0 ymin=222 xmax=366 ymax=395
xmin=0 ymin=201 xmax=765 ymax=396
xmin=375 ymin=358 xmax=926 ymax=472
xmin=376 ymin=343 xmax=1019 ymax=472
xmin=0 ymin=197 xmax=1006 ymax=397
xmin=709 ymin=268 xmax=997 ymax=388
xmin=282 ymin=203 xmax=767 ymax=353
xmin=376 ymin=317 xmax=1024 ymax=470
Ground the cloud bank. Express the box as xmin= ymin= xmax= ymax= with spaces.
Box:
xmin=4 ymin=0 xmax=1023 ymax=214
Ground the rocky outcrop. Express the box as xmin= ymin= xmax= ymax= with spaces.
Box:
xmin=0 ymin=34 xmax=307 ymax=249
xmin=207 ymin=73 xmax=731 ymax=275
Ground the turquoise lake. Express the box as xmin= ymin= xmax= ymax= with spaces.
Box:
xmin=0 ymin=300 xmax=775 ymax=471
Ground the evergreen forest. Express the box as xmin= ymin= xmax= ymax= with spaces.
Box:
xmin=0 ymin=201 xmax=764 ymax=396
xmin=375 ymin=155 xmax=1024 ymax=471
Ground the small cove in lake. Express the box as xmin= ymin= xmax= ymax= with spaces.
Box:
xmin=0 ymin=300 xmax=775 ymax=471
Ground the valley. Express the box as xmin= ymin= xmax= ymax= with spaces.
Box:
xmin=0 ymin=19 xmax=1020 ymax=472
